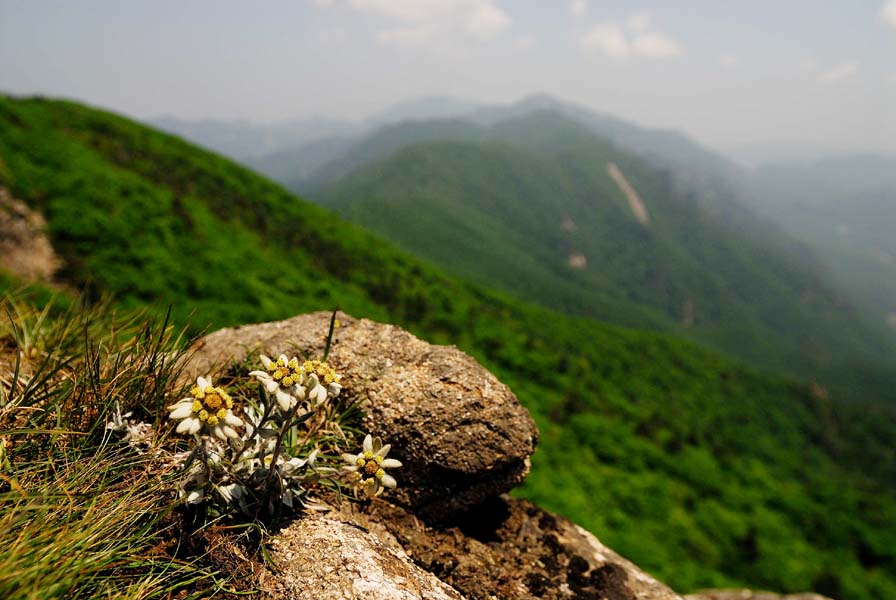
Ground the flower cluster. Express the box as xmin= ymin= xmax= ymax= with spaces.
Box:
xmin=342 ymin=434 xmax=402 ymax=497
xmin=106 ymin=333 xmax=402 ymax=519
xmin=167 ymin=377 xmax=243 ymax=440
xmin=248 ymin=355 xmax=343 ymax=411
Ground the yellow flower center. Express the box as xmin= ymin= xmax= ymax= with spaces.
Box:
xmin=192 ymin=384 xmax=234 ymax=419
xmin=364 ymin=460 xmax=380 ymax=477
xmin=204 ymin=393 xmax=223 ymax=410
xmin=303 ymin=360 xmax=341 ymax=386
xmin=268 ymin=357 xmax=302 ymax=386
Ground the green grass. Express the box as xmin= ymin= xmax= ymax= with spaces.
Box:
xmin=1 ymin=95 xmax=895 ymax=599
xmin=0 ymin=289 xmax=220 ymax=599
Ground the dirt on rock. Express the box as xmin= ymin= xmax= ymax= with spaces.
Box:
xmin=329 ymin=495 xmax=681 ymax=600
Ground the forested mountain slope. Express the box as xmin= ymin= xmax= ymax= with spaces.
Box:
xmin=1 ymin=96 xmax=894 ymax=599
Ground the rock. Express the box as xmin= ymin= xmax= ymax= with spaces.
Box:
xmin=328 ymin=495 xmax=683 ymax=600
xmin=262 ymin=512 xmax=465 ymax=600
xmin=685 ymin=592 xmax=833 ymax=600
xmin=0 ymin=186 xmax=60 ymax=282
xmin=183 ymin=311 xmax=539 ymax=521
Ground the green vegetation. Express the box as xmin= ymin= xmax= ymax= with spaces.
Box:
xmin=310 ymin=113 xmax=896 ymax=394
xmin=2 ymin=96 xmax=895 ymax=598
xmin=0 ymin=289 xmax=216 ymax=599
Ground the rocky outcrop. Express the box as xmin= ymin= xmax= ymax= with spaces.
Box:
xmin=184 ymin=312 xmax=681 ymax=599
xmin=185 ymin=311 xmax=538 ymax=522
xmin=686 ymin=592 xmax=833 ymax=600
xmin=0 ymin=186 xmax=60 ymax=282
xmin=262 ymin=514 xmax=463 ymax=600
xmin=330 ymin=495 xmax=681 ymax=600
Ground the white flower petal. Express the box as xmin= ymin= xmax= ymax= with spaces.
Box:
xmin=185 ymin=488 xmax=204 ymax=504
xmin=381 ymin=458 xmax=402 ymax=469
xmin=376 ymin=444 xmax=391 ymax=458
xmin=260 ymin=355 xmax=272 ymax=368
xmin=224 ymin=412 xmax=243 ymax=427
xmin=362 ymin=434 xmax=373 ymax=454
xmin=265 ymin=379 xmax=280 ymax=393
xmin=275 ymin=390 xmax=293 ymax=412
xmin=248 ymin=370 xmax=269 ymax=379
xmin=310 ymin=385 xmax=327 ymax=405
xmin=196 ymin=376 xmax=210 ymax=389
xmin=220 ymin=425 xmax=238 ymax=439
xmin=188 ymin=418 xmax=202 ymax=435
xmin=342 ymin=453 xmax=359 ymax=464
xmin=167 ymin=398 xmax=192 ymax=411
xmin=176 ymin=418 xmax=193 ymax=434
xmin=169 ymin=403 xmax=195 ymax=420
xmin=380 ymin=473 xmax=397 ymax=488
xmin=278 ymin=354 xmax=289 ymax=364
xmin=292 ymin=384 xmax=306 ymax=400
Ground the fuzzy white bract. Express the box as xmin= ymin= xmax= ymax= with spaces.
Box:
xmin=342 ymin=434 xmax=402 ymax=497
xmin=249 ymin=355 xmax=306 ymax=412
xmin=167 ymin=376 xmax=243 ymax=440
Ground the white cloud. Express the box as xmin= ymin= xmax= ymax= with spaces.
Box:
xmin=582 ymin=22 xmax=630 ymax=57
xmin=569 ymin=0 xmax=587 ymax=17
xmin=880 ymin=0 xmax=896 ymax=30
xmin=466 ymin=2 xmax=510 ymax=38
xmin=350 ymin=0 xmax=510 ymax=44
xmin=719 ymin=53 xmax=738 ymax=68
xmin=626 ymin=11 xmax=651 ymax=33
xmin=631 ymin=32 xmax=681 ymax=58
xmin=312 ymin=0 xmax=336 ymax=6
xmin=817 ymin=62 xmax=858 ymax=84
xmin=581 ymin=12 xmax=682 ymax=60
xmin=376 ymin=26 xmax=433 ymax=47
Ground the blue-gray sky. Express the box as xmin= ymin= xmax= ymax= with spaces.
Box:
xmin=1 ymin=0 xmax=895 ymax=157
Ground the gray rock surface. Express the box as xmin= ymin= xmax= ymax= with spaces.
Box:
xmin=183 ymin=311 xmax=538 ymax=521
xmin=261 ymin=513 xmax=465 ymax=600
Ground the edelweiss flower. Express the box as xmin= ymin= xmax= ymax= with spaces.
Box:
xmin=167 ymin=376 xmax=243 ymax=440
xmin=105 ymin=401 xmax=154 ymax=447
xmin=302 ymin=359 xmax=342 ymax=405
xmin=249 ymin=355 xmax=306 ymax=412
xmin=342 ymin=434 xmax=402 ymax=497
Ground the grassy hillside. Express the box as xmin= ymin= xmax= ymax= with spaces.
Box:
xmin=2 ymin=96 xmax=895 ymax=599
xmin=311 ymin=113 xmax=895 ymax=389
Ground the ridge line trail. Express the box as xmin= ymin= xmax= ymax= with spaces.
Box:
xmin=607 ymin=162 xmax=650 ymax=226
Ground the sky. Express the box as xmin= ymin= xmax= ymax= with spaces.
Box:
xmin=1 ymin=0 xmax=895 ymax=159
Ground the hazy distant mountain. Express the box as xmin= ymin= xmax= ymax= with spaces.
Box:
xmin=312 ymin=111 xmax=895 ymax=382
xmin=147 ymin=95 xmax=482 ymax=163
xmin=724 ymin=140 xmax=851 ymax=168
xmin=742 ymin=154 xmax=896 ymax=331
xmin=368 ymin=95 xmax=483 ymax=124
xmin=149 ymin=114 xmax=359 ymax=160
xmin=472 ymin=94 xmax=743 ymax=183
